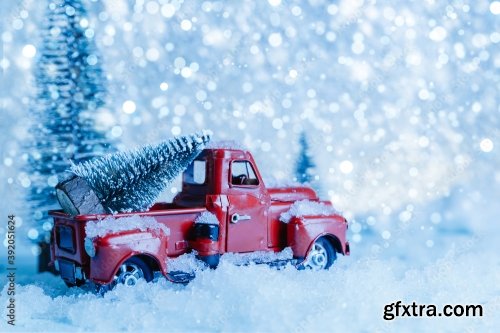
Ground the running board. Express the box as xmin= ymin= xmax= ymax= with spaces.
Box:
xmin=165 ymin=258 xmax=302 ymax=284
xmin=245 ymin=258 xmax=301 ymax=269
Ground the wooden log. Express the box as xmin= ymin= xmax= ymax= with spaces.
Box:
xmin=55 ymin=175 xmax=106 ymax=216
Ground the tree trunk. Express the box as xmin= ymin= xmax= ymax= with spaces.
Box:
xmin=55 ymin=175 xmax=105 ymax=216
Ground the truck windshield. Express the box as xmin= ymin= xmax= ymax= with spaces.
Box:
xmin=184 ymin=159 xmax=206 ymax=185
xmin=231 ymin=160 xmax=259 ymax=186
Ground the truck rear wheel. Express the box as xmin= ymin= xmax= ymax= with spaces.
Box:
xmin=97 ymin=257 xmax=154 ymax=293
xmin=115 ymin=257 xmax=154 ymax=286
xmin=303 ymin=237 xmax=337 ymax=270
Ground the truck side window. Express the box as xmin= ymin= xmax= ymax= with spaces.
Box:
xmin=184 ymin=159 xmax=207 ymax=185
xmin=231 ymin=161 xmax=259 ymax=186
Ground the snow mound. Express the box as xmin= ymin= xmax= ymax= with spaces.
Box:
xmin=280 ymin=200 xmax=339 ymax=223
xmin=1 ymin=247 xmax=498 ymax=332
xmin=166 ymin=252 xmax=206 ymax=273
xmin=167 ymin=248 xmax=293 ymax=273
xmin=221 ymin=247 xmax=293 ymax=266
xmin=194 ymin=211 xmax=219 ymax=225
xmin=85 ymin=215 xmax=170 ymax=238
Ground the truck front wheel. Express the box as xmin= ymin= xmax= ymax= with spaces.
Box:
xmin=303 ymin=238 xmax=337 ymax=270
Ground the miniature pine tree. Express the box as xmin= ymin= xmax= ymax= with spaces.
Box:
xmin=24 ymin=0 xmax=114 ymax=243
xmin=295 ymin=132 xmax=316 ymax=184
xmin=294 ymin=132 xmax=324 ymax=197
xmin=70 ymin=132 xmax=211 ymax=213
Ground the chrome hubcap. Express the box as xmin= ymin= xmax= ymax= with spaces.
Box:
xmin=304 ymin=242 xmax=328 ymax=270
xmin=97 ymin=262 xmax=145 ymax=294
xmin=116 ymin=263 xmax=144 ymax=286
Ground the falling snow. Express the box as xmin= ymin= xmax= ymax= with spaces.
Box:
xmin=0 ymin=0 xmax=499 ymax=331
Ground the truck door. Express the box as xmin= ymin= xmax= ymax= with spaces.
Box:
xmin=226 ymin=160 xmax=269 ymax=252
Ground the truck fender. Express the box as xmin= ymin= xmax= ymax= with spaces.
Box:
xmin=91 ymin=250 xmax=165 ymax=284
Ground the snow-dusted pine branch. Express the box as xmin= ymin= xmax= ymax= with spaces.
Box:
xmin=71 ymin=131 xmax=211 ymax=213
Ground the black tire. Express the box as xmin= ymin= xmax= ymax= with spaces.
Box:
xmin=64 ymin=279 xmax=85 ymax=288
xmin=302 ymin=237 xmax=337 ymax=270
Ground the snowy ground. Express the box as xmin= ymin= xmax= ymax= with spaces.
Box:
xmin=1 ymin=234 xmax=499 ymax=332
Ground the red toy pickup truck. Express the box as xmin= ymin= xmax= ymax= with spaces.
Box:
xmin=49 ymin=147 xmax=349 ymax=289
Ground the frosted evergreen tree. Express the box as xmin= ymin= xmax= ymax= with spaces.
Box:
xmin=295 ymin=132 xmax=316 ymax=184
xmin=69 ymin=132 xmax=211 ymax=213
xmin=24 ymin=0 xmax=114 ymax=245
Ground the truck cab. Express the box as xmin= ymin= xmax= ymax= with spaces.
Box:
xmin=175 ymin=149 xmax=274 ymax=252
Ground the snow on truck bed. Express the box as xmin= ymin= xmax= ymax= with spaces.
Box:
xmin=85 ymin=215 xmax=170 ymax=238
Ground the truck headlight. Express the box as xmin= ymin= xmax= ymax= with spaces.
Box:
xmin=84 ymin=237 xmax=96 ymax=258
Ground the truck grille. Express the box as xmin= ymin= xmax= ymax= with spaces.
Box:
xmin=56 ymin=225 xmax=75 ymax=253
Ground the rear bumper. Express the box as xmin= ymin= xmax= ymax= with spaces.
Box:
xmin=56 ymin=258 xmax=86 ymax=284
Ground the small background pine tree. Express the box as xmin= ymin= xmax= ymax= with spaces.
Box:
xmin=24 ymin=0 xmax=114 ymax=271
xmin=294 ymin=132 xmax=321 ymax=195
xmin=295 ymin=132 xmax=315 ymax=183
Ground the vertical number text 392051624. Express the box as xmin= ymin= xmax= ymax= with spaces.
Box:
xmin=6 ymin=214 xmax=16 ymax=326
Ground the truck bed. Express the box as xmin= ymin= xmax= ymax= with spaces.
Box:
xmin=49 ymin=202 xmax=206 ymax=222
